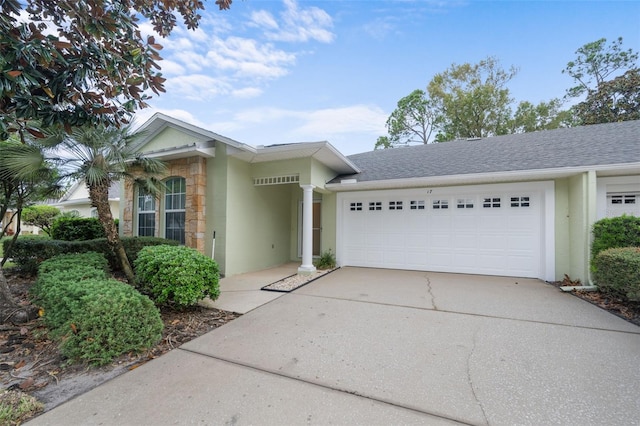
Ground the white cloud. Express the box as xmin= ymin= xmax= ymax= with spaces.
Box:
xmin=250 ymin=10 xmax=279 ymax=30
xmin=206 ymin=37 xmax=296 ymax=78
xmin=232 ymin=87 xmax=263 ymax=98
xmin=158 ymin=59 xmax=186 ymax=76
xmin=362 ymin=17 xmax=398 ymax=40
xmin=232 ymin=104 xmax=387 ymax=137
xmin=293 ymin=105 xmax=388 ymax=137
xmin=165 ymin=74 xmax=233 ymax=101
xmin=263 ymin=0 xmax=335 ymax=43
xmin=132 ymin=107 xmax=210 ymax=130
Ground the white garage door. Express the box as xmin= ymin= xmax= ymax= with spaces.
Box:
xmin=338 ymin=183 xmax=550 ymax=279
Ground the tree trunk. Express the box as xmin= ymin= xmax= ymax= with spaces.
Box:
xmin=88 ymin=181 xmax=136 ymax=284
xmin=0 ymin=266 xmax=37 ymax=323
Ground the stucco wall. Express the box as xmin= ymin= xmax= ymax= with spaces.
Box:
xmin=224 ymin=156 xmax=293 ymax=276
xmin=140 ymin=126 xmax=206 ymax=153
xmin=564 ymin=172 xmax=596 ymax=284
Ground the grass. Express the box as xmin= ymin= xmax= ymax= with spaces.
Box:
xmin=0 ymin=390 xmax=44 ymax=425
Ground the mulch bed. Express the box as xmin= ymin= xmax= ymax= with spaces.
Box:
xmin=0 ymin=270 xmax=240 ymax=421
xmin=549 ymin=277 xmax=640 ymax=327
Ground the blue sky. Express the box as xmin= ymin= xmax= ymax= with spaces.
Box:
xmin=135 ymin=0 xmax=640 ymax=155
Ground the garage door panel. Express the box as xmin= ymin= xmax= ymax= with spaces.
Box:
xmin=340 ymin=184 xmax=545 ymax=278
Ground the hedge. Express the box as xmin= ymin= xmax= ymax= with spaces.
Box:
xmin=592 ymin=247 xmax=640 ymax=302
xmin=50 ymin=217 xmax=105 ymax=241
xmin=5 ymin=236 xmax=179 ymax=274
xmin=591 ymin=215 xmax=640 ymax=260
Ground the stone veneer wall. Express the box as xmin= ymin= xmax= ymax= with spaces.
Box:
xmin=122 ymin=156 xmax=207 ymax=253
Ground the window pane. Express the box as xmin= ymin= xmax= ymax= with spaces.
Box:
xmin=138 ymin=213 xmax=155 ymax=237
xmin=166 ymin=212 xmax=185 ymax=244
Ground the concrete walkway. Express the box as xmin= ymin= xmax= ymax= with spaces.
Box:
xmin=199 ymin=262 xmax=299 ymax=314
xmin=29 ymin=268 xmax=640 ymax=425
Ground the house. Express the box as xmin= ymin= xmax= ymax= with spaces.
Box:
xmin=54 ymin=181 xmax=120 ymax=219
xmin=0 ymin=182 xmax=120 ymax=236
xmin=122 ymin=113 xmax=640 ymax=284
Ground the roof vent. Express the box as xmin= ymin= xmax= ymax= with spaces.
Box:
xmin=340 ymin=179 xmax=357 ymax=184
xmin=466 ymin=137 xmax=482 ymax=141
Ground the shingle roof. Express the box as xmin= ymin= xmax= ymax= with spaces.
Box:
xmin=332 ymin=120 xmax=640 ymax=183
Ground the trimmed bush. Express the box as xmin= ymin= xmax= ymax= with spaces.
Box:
xmin=58 ymin=279 xmax=163 ymax=365
xmin=50 ymin=217 xmax=105 ymax=241
xmin=9 ymin=236 xmax=178 ymax=275
xmin=32 ymin=253 xmax=110 ymax=329
xmin=31 ymin=252 xmax=163 ymax=365
xmin=37 ymin=251 xmax=109 ymax=275
xmin=32 ymin=268 xmax=108 ymax=330
xmin=134 ymin=245 xmax=220 ymax=307
xmin=592 ymin=247 xmax=640 ymax=302
xmin=591 ymin=215 xmax=640 ymax=260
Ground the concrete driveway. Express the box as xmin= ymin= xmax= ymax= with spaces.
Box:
xmin=30 ymin=268 xmax=640 ymax=425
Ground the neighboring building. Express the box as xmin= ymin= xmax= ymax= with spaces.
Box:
xmin=54 ymin=181 xmax=120 ymax=219
xmin=1 ymin=182 xmax=120 ymax=237
xmin=122 ymin=113 xmax=640 ymax=283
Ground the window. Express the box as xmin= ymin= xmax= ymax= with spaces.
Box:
xmin=350 ymin=202 xmax=362 ymax=211
xmin=510 ymin=196 xmax=530 ymax=207
xmin=165 ymin=177 xmax=186 ymax=244
xmin=432 ymin=200 xmax=449 ymax=210
xmin=410 ymin=200 xmax=425 ymax=210
xmin=369 ymin=201 xmax=382 ymax=211
xmin=610 ymin=194 xmax=636 ymax=205
xmin=90 ymin=208 xmax=99 ymax=218
xmin=457 ymin=198 xmax=474 ymax=209
xmin=483 ymin=197 xmax=501 ymax=208
xmin=389 ymin=201 xmax=403 ymax=210
xmin=138 ymin=187 xmax=156 ymax=237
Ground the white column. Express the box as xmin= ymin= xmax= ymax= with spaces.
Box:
xmin=298 ymin=184 xmax=317 ymax=274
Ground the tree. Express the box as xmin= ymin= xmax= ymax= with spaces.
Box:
xmin=375 ymin=89 xmax=437 ymax=149
xmin=0 ymin=140 xmax=60 ymax=323
xmin=573 ymin=68 xmax=640 ymax=125
xmin=427 ymin=57 xmax=517 ymax=141
xmin=21 ymin=205 xmax=61 ymax=236
xmin=0 ymin=0 xmax=232 ymax=140
xmin=45 ymin=125 xmax=167 ymax=284
xmin=563 ymin=37 xmax=639 ymax=100
xmin=510 ymin=99 xmax=575 ymax=133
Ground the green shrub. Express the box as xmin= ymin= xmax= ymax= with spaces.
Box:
xmin=134 ymin=245 xmax=220 ymax=307
xmin=592 ymin=247 xmax=640 ymax=302
xmin=32 ymin=270 xmax=108 ymax=330
xmin=37 ymin=251 xmax=109 ymax=275
xmin=591 ymin=215 xmax=640 ymax=260
xmin=57 ymin=279 xmax=163 ymax=365
xmin=9 ymin=236 xmax=178 ymax=275
xmin=50 ymin=217 xmax=105 ymax=241
xmin=314 ymin=249 xmax=336 ymax=270
xmin=31 ymin=252 xmax=163 ymax=365
xmin=32 ymin=253 xmax=110 ymax=329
